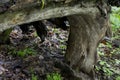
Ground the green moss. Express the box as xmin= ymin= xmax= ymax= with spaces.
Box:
xmin=0 ymin=28 xmax=12 ymax=44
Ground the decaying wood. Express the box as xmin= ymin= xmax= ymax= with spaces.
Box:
xmin=0 ymin=0 xmax=97 ymax=32
xmin=65 ymin=1 xmax=111 ymax=79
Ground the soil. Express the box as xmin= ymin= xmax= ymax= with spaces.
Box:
xmin=0 ymin=23 xmax=69 ymax=80
xmin=0 ymin=22 xmax=120 ymax=80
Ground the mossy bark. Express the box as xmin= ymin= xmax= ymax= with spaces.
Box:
xmin=65 ymin=4 xmax=110 ymax=80
xmin=0 ymin=28 xmax=12 ymax=44
xmin=0 ymin=0 xmax=98 ymax=32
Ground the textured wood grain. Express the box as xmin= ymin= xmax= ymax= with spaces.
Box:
xmin=0 ymin=1 xmax=98 ymax=32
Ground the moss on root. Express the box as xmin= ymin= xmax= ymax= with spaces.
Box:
xmin=0 ymin=28 xmax=12 ymax=44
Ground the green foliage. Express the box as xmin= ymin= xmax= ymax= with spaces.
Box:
xmin=17 ymin=48 xmax=36 ymax=57
xmin=38 ymin=0 xmax=45 ymax=9
xmin=30 ymin=67 xmax=38 ymax=80
xmin=114 ymin=59 xmax=120 ymax=65
xmin=46 ymin=73 xmax=62 ymax=80
xmin=95 ymin=60 xmax=114 ymax=76
xmin=33 ymin=31 xmax=38 ymax=37
xmin=41 ymin=0 xmax=45 ymax=9
xmin=111 ymin=48 xmax=120 ymax=55
xmin=116 ymin=76 xmax=120 ymax=80
xmin=98 ymin=51 xmax=104 ymax=56
xmin=106 ymin=42 xmax=112 ymax=48
xmin=32 ymin=74 xmax=38 ymax=80
xmin=0 ymin=28 xmax=12 ymax=43
xmin=102 ymin=67 xmax=113 ymax=76
xmin=53 ymin=29 xmax=61 ymax=34
xmin=59 ymin=44 xmax=67 ymax=50
xmin=95 ymin=6 xmax=120 ymax=80
xmin=8 ymin=47 xmax=37 ymax=57
xmin=110 ymin=7 xmax=120 ymax=38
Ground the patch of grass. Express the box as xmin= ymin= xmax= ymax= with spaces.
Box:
xmin=59 ymin=44 xmax=67 ymax=50
xmin=46 ymin=73 xmax=62 ymax=80
xmin=8 ymin=47 xmax=37 ymax=57
xmin=30 ymin=67 xmax=38 ymax=80
xmin=32 ymin=74 xmax=38 ymax=80
xmin=17 ymin=48 xmax=36 ymax=57
xmin=116 ymin=76 xmax=120 ymax=80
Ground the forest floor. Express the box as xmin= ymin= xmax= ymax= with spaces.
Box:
xmin=0 ymin=22 xmax=120 ymax=80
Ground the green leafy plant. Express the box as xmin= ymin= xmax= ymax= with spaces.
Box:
xmin=111 ymin=48 xmax=120 ymax=55
xmin=106 ymin=42 xmax=112 ymax=48
xmin=99 ymin=61 xmax=107 ymax=66
xmin=17 ymin=48 xmax=36 ymax=57
xmin=98 ymin=51 xmax=104 ymax=56
xmin=41 ymin=0 xmax=45 ymax=9
xmin=30 ymin=67 xmax=38 ymax=80
xmin=110 ymin=7 xmax=120 ymax=37
xmin=116 ymin=76 xmax=120 ymax=80
xmin=32 ymin=74 xmax=38 ymax=80
xmin=38 ymin=0 xmax=45 ymax=9
xmin=115 ymin=59 xmax=120 ymax=65
xmin=8 ymin=47 xmax=37 ymax=57
xmin=96 ymin=60 xmax=114 ymax=76
xmin=102 ymin=67 xmax=113 ymax=76
xmin=53 ymin=29 xmax=61 ymax=34
xmin=95 ymin=6 xmax=120 ymax=80
xmin=46 ymin=73 xmax=62 ymax=80
xmin=59 ymin=44 xmax=67 ymax=50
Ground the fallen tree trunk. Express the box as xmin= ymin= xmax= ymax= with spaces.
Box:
xmin=0 ymin=0 xmax=98 ymax=32
xmin=0 ymin=0 xmax=99 ymax=44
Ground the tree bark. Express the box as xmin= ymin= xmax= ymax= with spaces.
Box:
xmin=0 ymin=0 xmax=98 ymax=44
xmin=0 ymin=0 xmax=97 ymax=32
xmin=65 ymin=2 xmax=111 ymax=80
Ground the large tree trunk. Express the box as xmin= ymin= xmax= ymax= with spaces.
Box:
xmin=65 ymin=2 xmax=111 ymax=80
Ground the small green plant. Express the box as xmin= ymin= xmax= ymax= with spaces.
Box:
xmin=106 ymin=42 xmax=112 ymax=48
xmin=32 ymin=74 xmax=38 ymax=80
xmin=115 ymin=59 xmax=120 ymax=65
xmin=59 ymin=44 xmax=67 ymax=50
xmin=111 ymin=48 xmax=120 ymax=55
xmin=41 ymin=0 xmax=45 ymax=9
xmin=102 ymin=67 xmax=113 ymax=76
xmin=98 ymin=51 xmax=104 ymax=56
xmin=30 ymin=67 xmax=38 ymax=80
xmin=38 ymin=0 xmax=45 ymax=9
xmin=110 ymin=7 xmax=120 ymax=36
xmin=8 ymin=47 xmax=37 ymax=57
xmin=98 ymin=60 xmax=113 ymax=76
xmin=53 ymin=28 xmax=60 ymax=34
xmin=116 ymin=76 xmax=120 ymax=80
xmin=46 ymin=73 xmax=62 ymax=80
